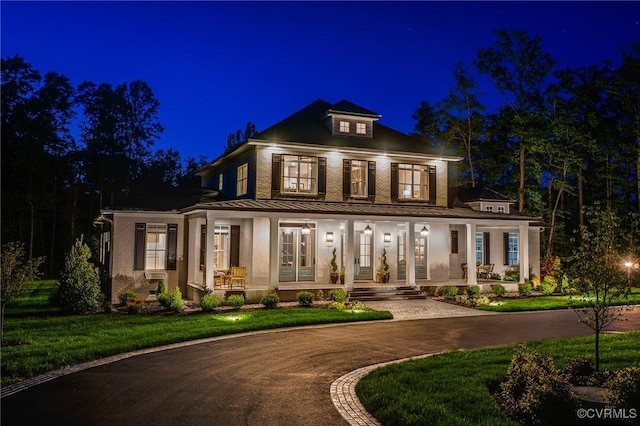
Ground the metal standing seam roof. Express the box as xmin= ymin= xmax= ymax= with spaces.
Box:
xmin=181 ymin=199 xmax=541 ymax=222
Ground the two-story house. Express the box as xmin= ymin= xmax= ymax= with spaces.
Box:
xmin=96 ymin=99 xmax=542 ymax=302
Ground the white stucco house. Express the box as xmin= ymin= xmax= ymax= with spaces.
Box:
xmin=95 ymin=99 xmax=542 ymax=302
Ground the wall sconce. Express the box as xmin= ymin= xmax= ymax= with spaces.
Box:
xmin=301 ymin=223 xmax=311 ymax=235
xmin=383 ymin=233 xmax=391 ymax=245
xmin=420 ymin=226 xmax=429 ymax=237
xmin=364 ymin=225 xmax=373 ymax=236
xmin=326 ymin=232 xmax=334 ymax=244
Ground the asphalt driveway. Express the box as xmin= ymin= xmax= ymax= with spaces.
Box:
xmin=3 ymin=308 xmax=640 ymax=426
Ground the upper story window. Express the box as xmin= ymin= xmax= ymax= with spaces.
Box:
xmin=356 ymin=122 xmax=366 ymax=134
xmin=283 ymin=155 xmax=317 ymax=194
xmin=485 ymin=205 xmax=494 ymax=212
xmin=497 ymin=206 xmax=506 ymax=214
xmin=339 ymin=121 xmax=350 ymax=133
xmin=399 ymin=164 xmax=429 ymax=200
xmin=236 ymin=163 xmax=248 ymax=196
xmin=350 ymin=160 xmax=367 ymax=197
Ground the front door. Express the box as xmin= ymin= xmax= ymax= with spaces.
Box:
xmin=279 ymin=227 xmax=315 ymax=282
xmin=397 ymin=231 xmax=406 ymax=280
xmin=415 ymin=235 xmax=427 ymax=279
xmin=354 ymin=231 xmax=373 ymax=280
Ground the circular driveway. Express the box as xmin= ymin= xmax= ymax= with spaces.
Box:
xmin=3 ymin=308 xmax=639 ymax=425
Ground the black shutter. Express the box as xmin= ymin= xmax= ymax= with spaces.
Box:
xmin=271 ymin=154 xmax=281 ymax=198
xmin=429 ymin=166 xmax=436 ymax=203
xmin=483 ymin=232 xmax=491 ymax=265
xmin=451 ymin=230 xmax=459 ymax=254
xmin=391 ymin=163 xmax=399 ymax=201
xmin=368 ymin=161 xmax=376 ymax=201
xmin=200 ymin=224 xmax=207 ymax=270
xmin=318 ymin=157 xmax=326 ymax=197
xmin=343 ymin=159 xmax=351 ymax=200
xmin=166 ymin=224 xmax=178 ymax=270
xmin=134 ymin=223 xmax=146 ymax=270
xmin=503 ymin=232 xmax=510 ymax=265
xmin=230 ymin=225 xmax=240 ymax=267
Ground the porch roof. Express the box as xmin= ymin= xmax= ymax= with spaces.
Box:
xmin=182 ymin=199 xmax=541 ymax=222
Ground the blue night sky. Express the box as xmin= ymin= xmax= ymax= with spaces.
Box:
xmin=2 ymin=1 xmax=639 ymax=161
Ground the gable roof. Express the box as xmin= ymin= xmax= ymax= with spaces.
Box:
xmin=449 ymin=186 xmax=515 ymax=207
xmin=104 ymin=186 xmax=221 ymax=211
xmin=253 ymin=98 xmax=439 ymax=155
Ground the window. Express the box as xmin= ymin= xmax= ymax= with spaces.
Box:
xmin=475 ymin=232 xmax=484 ymax=265
xmin=356 ymin=122 xmax=366 ymax=134
xmin=350 ymin=160 xmax=367 ymax=197
xmin=399 ymin=164 xmax=428 ymax=200
xmin=145 ymin=224 xmax=167 ymax=270
xmin=507 ymin=233 xmax=519 ymax=265
xmin=339 ymin=121 xmax=350 ymax=133
xmin=451 ymin=230 xmax=459 ymax=254
xmin=485 ymin=205 xmax=494 ymax=212
xmin=214 ymin=226 xmax=230 ymax=270
xmin=282 ymin=155 xmax=317 ymax=194
xmin=218 ymin=174 xmax=223 ymax=191
xmin=135 ymin=223 xmax=177 ymax=271
xmin=497 ymin=206 xmax=505 ymax=213
xmin=236 ymin=163 xmax=248 ymax=196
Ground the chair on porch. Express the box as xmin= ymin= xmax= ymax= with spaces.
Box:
xmin=229 ymin=266 xmax=247 ymax=289
xmin=479 ymin=263 xmax=494 ymax=281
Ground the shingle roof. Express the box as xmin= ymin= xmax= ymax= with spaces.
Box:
xmin=449 ymin=186 xmax=515 ymax=206
xmin=182 ymin=199 xmax=539 ymax=222
xmin=254 ymin=99 xmax=438 ymax=155
xmin=105 ymin=186 xmax=221 ymax=211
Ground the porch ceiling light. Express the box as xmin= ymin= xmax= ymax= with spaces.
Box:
xmin=420 ymin=226 xmax=429 ymax=237
xmin=301 ymin=223 xmax=311 ymax=235
xmin=326 ymin=232 xmax=334 ymax=243
xmin=364 ymin=225 xmax=373 ymax=236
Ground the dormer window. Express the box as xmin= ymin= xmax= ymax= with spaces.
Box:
xmin=339 ymin=121 xmax=350 ymax=133
xmin=497 ymin=206 xmax=505 ymax=213
xmin=485 ymin=205 xmax=493 ymax=212
xmin=356 ymin=122 xmax=366 ymax=134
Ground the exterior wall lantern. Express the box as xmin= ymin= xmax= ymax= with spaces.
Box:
xmin=301 ymin=223 xmax=311 ymax=235
xmin=383 ymin=233 xmax=391 ymax=245
xmin=420 ymin=226 xmax=429 ymax=237
xmin=364 ymin=225 xmax=373 ymax=236
xmin=326 ymin=232 xmax=334 ymax=245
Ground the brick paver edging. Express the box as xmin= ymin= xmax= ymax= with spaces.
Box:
xmin=330 ymin=351 xmax=446 ymax=426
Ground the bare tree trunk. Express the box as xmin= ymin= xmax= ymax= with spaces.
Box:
xmin=637 ymin=138 xmax=640 ymax=213
xmin=519 ymin=138 xmax=525 ymax=212
xmin=29 ymin=200 xmax=35 ymax=260
xmin=578 ymin=166 xmax=584 ymax=227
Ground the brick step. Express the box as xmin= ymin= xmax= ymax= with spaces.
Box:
xmin=348 ymin=286 xmax=428 ymax=301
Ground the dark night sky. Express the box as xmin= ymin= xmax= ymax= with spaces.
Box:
xmin=2 ymin=1 xmax=639 ymax=161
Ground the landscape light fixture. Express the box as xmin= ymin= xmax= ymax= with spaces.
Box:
xmin=364 ymin=225 xmax=373 ymax=236
xmin=420 ymin=226 xmax=429 ymax=237
xmin=301 ymin=223 xmax=311 ymax=235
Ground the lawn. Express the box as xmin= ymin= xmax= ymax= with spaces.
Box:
xmin=1 ymin=281 xmax=392 ymax=386
xmin=356 ymin=331 xmax=640 ymax=426
xmin=477 ymin=287 xmax=640 ymax=312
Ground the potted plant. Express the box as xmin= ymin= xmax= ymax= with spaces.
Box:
xmin=329 ymin=248 xmax=339 ymax=284
xmin=339 ymin=267 xmax=345 ymax=284
xmin=379 ymin=248 xmax=390 ymax=283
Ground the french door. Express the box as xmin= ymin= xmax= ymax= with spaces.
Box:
xmin=279 ymin=227 xmax=315 ymax=282
xmin=397 ymin=232 xmax=427 ymax=280
xmin=354 ymin=231 xmax=373 ymax=280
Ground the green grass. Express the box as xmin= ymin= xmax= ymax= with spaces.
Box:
xmin=477 ymin=287 xmax=640 ymax=312
xmin=1 ymin=281 xmax=392 ymax=386
xmin=356 ymin=331 xmax=640 ymax=426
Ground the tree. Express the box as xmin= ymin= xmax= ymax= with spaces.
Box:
xmin=475 ymin=29 xmax=557 ymax=213
xmin=1 ymin=242 xmax=44 ymax=341
xmin=224 ymin=121 xmax=257 ymax=154
xmin=56 ymin=238 xmax=104 ymax=312
xmin=563 ymin=205 xmax=632 ymax=370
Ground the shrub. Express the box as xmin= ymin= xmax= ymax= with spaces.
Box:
xmin=316 ymin=289 xmax=325 ymax=301
xmin=296 ymin=291 xmax=315 ymax=307
xmin=227 ymin=294 xmax=244 ymax=309
xmin=347 ymin=300 xmax=370 ymax=311
xmin=328 ymin=301 xmax=345 ymax=310
xmin=126 ymin=296 xmax=145 ymax=314
xmin=328 ymin=288 xmax=347 ymax=303
xmin=56 ymin=238 xmax=104 ymax=312
xmin=169 ymin=287 xmax=183 ymax=312
xmin=562 ymin=357 xmax=595 ymax=386
xmin=157 ymin=292 xmax=170 ymax=307
xmin=470 ymin=295 xmax=490 ymax=307
xmin=440 ymin=285 xmax=459 ymax=299
xmin=118 ymin=290 xmax=137 ymax=305
xmin=200 ymin=293 xmax=220 ymax=312
xmin=541 ymin=276 xmax=557 ymax=295
xmin=604 ymin=366 xmax=640 ymax=410
xmin=466 ymin=285 xmax=480 ymax=298
xmin=491 ymin=283 xmax=506 ymax=297
xmin=156 ymin=280 xmax=165 ymax=295
xmin=499 ymin=346 xmax=579 ymax=425
xmin=260 ymin=292 xmax=279 ymax=309
xmin=518 ymin=282 xmax=532 ymax=296
xmin=454 ymin=295 xmax=468 ymax=305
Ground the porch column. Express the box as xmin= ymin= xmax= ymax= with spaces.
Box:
xmin=519 ymin=224 xmax=529 ymax=283
xmin=269 ymin=218 xmax=279 ymax=287
xmin=466 ymin=223 xmax=477 ymax=285
xmin=407 ymin=222 xmax=416 ymax=287
xmin=205 ymin=212 xmax=216 ymax=290
xmin=344 ymin=220 xmax=355 ymax=290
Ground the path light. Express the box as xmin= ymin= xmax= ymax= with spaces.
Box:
xmin=364 ymin=225 xmax=373 ymax=236
xmin=420 ymin=226 xmax=429 ymax=237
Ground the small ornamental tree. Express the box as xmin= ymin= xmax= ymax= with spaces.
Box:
xmin=1 ymin=242 xmax=44 ymax=341
xmin=56 ymin=238 xmax=104 ymax=313
xmin=564 ymin=205 xmax=631 ymax=371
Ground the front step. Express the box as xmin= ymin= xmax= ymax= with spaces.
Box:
xmin=348 ymin=286 xmax=428 ymax=301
